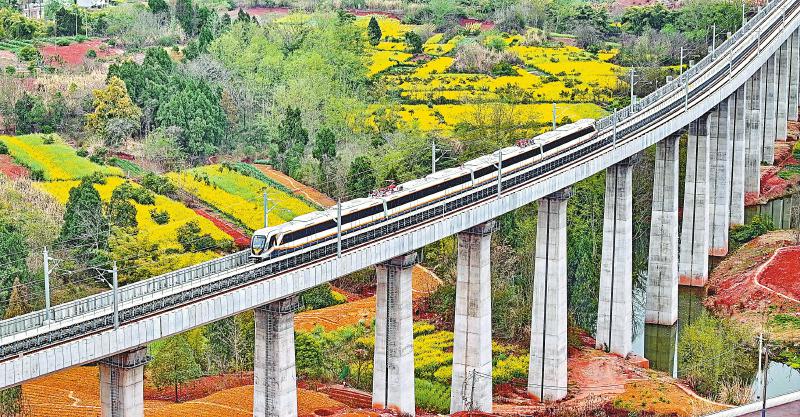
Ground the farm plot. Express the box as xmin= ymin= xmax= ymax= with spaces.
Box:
xmin=37 ymin=176 xmax=231 ymax=252
xmin=166 ymin=165 xmax=316 ymax=231
xmin=0 ymin=134 xmax=123 ymax=180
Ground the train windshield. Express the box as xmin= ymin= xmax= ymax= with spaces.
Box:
xmin=251 ymin=235 xmax=267 ymax=255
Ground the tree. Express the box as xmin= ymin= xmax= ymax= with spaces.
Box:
xmin=59 ymin=178 xmax=109 ymax=264
xmin=86 ymin=76 xmax=143 ymax=146
xmin=272 ymin=107 xmax=308 ymax=176
xmin=346 ymin=156 xmax=375 ymax=198
xmin=0 ymin=221 xmax=28 ymax=310
xmin=149 ymin=334 xmax=203 ymax=402
xmin=312 ymin=127 xmax=336 ymax=162
xmin=148 ymin=0 xmax=169 ymax=15
xmin=621 ymin=4 xmax=674 ymax=35
xmin=54 ymin=5 xmax=84 ymax=36
xmin=404 ymin=31 xmax=422 ymax=54
xmin=108 ymin=184 xmax=138 ymax=229
xmin=4 ymin=277 xmax=29 ymax=319
xmin=14 ymin=93 xmax=46 ymax=134
xmin=367 ymin=16 xmax=381 ymax=46
xmin=175 ymin=0 xmax=197 ymax=36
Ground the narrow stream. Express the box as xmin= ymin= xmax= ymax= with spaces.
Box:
xmin=631 ymin=192 xmax=800 ymax=402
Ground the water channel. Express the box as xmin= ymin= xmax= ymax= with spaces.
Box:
xmin=631 ymin=192 xmax=800 ymax=403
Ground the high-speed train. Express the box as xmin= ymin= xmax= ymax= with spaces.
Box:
xmin=250 ymin=119 xmax=597 ymax=261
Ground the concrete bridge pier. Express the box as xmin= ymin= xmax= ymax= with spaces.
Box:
xmin=789 ymin=29 xmax=799 ymax=122
xmin=99 ymin=347 xmax=150 ymax=417
xmin=450 ymin=222 xmax=495 ymax=413
xmin=708 ymin=99 xmax=733 ymax=256
xmin=528 ymin=187 xmax=572 ymax=402
xmin=254 ymin=295 xmax=301 ymax=417
xmin=373 ymin=253 xmax=417 ymax=415
xmin=679 ymin=114 xmax=711 ymax=287
xmin=777 ymin=41 xmax=790 ymax=141
xmin=730 ymin=84 xmax=747 ymax=226
xmin=645 ymin=134 xmax=680 ymax=326
xmin=596 ymin=158 xmax=634 ymax=357
xmin=763 ymin=55 xmax=778 ymax=164
xmin=745 ymin=69 xmax=764 ymax=196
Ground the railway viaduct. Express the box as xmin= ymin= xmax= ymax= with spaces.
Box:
xmin=2 ymin=0 xmax=800 ymax=415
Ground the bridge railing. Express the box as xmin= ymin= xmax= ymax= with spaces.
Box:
xmin=595 ymin=0 xmax=781 ymax=133
xmin=0 ymin=250 xmax=251 ymax=339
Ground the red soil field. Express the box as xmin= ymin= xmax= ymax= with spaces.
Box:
xmin=254 ymin=163 xmax=337 ymax=208
xmin=0 ymin=154 xmax=28 ymax=179
xmin=193 ymin=207 xmax=251 ymax=248
xmin=40 ymin=39 xmax=121 ymax=67
xmin=756 ymin=246 xmax=800 ymax=301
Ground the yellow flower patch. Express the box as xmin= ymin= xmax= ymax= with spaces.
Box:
xmin=413 ymin=57 xmax=454 ymax=77
xmin=355 ymin=15 xmax=411 ymax=40
xmin=368 ymin=50 xmax=413 ymax=76
xmin=37 ymin=177 xmax=230 ymax=251
xmin=0 ymin=134 xmax=123 ymax=180
xmin=375 ymin=41 xmax=407 ymax=51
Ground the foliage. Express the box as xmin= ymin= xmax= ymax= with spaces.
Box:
xmin=312 ymin=127 xmax=336 ymax=162
xmin=300 ymin=283 xmax=345 ymax=311
xmin=677 ymin=313 xmax=757 ymax=400
xmin=346 ymin=156 xmax=375 ymax=198
xmin=13 ymin=93 xmax=58 ymax=135
xmin=59 ymin=177 xmax=109 ymax=265
xmin=730 ymin=215 xmax=775 ymax=246
xmin=142 ymin=128 xmax=186 ymax=172
xmin=86 ymin=77 xmax=143 ymax=146
xmin=176 ymin=220 xmax=220 ymax=252
xmin=54 ymin=6 xmax=85 ymax=37
xmin=204 ymin=315 xmax=252 ymax=373
xmin=148 ymin=0 xmax=169 ymax=15
xmin=621 ymin=4 xmax=675 ymax=36
xmin=404 ymin=30 xmax=422 ymax=53
xmin=452 ymin=41 xmax=522 ymax=75
xmin=0 ymin=141 xmax=6 ymax=155
xmin=0 ymin=386 xmax=25 ymax=417
xmin=0 ymin=221 xmax=28 ymax=308
xmin=141 ymin=172 xmax=177 ymax=196
xmin=367 ymin=16 xmax=382 ymax=46
xmin=149 ymin=208 xmax=170 ymax=225
xmin=0 ymin=8 xmax=50 ymax=40
xmin=108 ymin=184 xmax=138 ymax=229
xmin=149 ymin=333 xmax=203 ymax=402
xmin=414 ymin=379 xmax=450 ymax=414
xmin=272 ymin=107 xmax=308 ymax=177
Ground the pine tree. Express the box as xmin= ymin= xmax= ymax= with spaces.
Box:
xmin=312 ymin=127 xmax=336 ymax=161
xmin=4 ymin=277 xmax=29 ymax=319
xmin=148 ymin=0 xmax=169 ymax=14
xmin=346 ymin=156 xmax=376 ymax=198
xmin=274 ymin=107 xmax=308 ymax=175
xmin=404 ymin=31 xmax=422 ymax=53
xmin=149 ymin=334 xmax=202 ymax=402
xmin=59 ymin=178 xmax=109 ymax=263
xmin=367 ymin=16 xmax=382 ymax=46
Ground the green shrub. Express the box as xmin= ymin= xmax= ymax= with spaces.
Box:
xmin=415 ymin=379 xmax=450 ymax=414
xmin=0 ymin=141 xmax=7 ymax=155
xmin=55 ymin=39 xmax=71 ymax=46
xmin=42 ymin=135 xmax=54 ymax=144
xmin=29 ymin=168 xmax=44 ymax=181
xmin=142 ymin=172 xmax=177 ymax=196
xmin=76 ymin=148 xmax=88 ymax=157
xmin=730 ymin=215 xmax=774 ymax=245
xmin=301 ymin=283 xmax=345 ymax=310
xmin=149 ymin=208 xmax=170 ymax=225
xmin=85 ymin=49 xmax=97 ymax=58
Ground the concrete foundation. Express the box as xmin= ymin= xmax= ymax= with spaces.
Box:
xmin=777 ymin=41 xmax=790 ymax=141
xmin=745 ymin=69 xmax=764 ymax=195
xmin=645 ymin=135 xmax=680 ymax=326
xmin=679 ymin=114 xmax=711 ymax=287
xmin=596 ymin=159 xmax=634 ymax=356
xmin=730 ymin=84 xmax=747 ymax=226
xmin=373 ymin=253 xmax=416 ymax=415
xmin=763 ymin=56 xmax=778 ymax=163
xmin=789 ymin=30 xmax=799 ymax=122
xmin=708 ymin=99 xmax=733 ymax=256
xmin=528 ymin=188 xmax=571 ymax=402
xmin=450 ymin=222 xmax=494 ymax=413
xmin=99 ymin=347 xmax=149 ymax=417
xmin=254 ymin=296 xmax=300 ymax=417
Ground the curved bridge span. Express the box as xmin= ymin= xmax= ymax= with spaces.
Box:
xmin=3 ymin=1 xmax=800 ymax=415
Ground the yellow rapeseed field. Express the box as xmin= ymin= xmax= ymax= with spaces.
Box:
xmin=0 ymin=134 xmax=123 ymax=180
xmin=37 ymin=177 xmax=230 ymax=250
xmin=413 ymin=57 xmax=454 ymax=76
xmin=368 ymin=50 xmax=412 ymax=76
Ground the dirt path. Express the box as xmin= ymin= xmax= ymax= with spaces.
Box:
xmin=192 ymin=207 xmax=251 ymax=248
xmin=253 ymin=164 xmax=337 ymax=208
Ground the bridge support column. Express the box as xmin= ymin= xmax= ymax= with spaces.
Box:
xmin=789 ymin=30 xmax=799 ymax=122
xmin=777 ymin=41 xmax=790 ymax=141
xmin=450 ymin=221 xmax=494 ymax=413
xmin=373 ymin=253 xmax=416 ymax=415
xmin=528 ymin=187 xmax=571 ymax=402
xmin=679 ymin=114 xmax=711 ymax=287
xmin=99 ymin=347 xmax=149 ymax=417
xmin=596 ymin=158 xmax=634 ymax=356
xmin=645 ymin=135 xmax=679 ymax=326
xmin=745 ymin=69 xmax=764 ymax=196
xmin=708 ymin=99 xmax=733 ymax=256
xmin=254 ymin=296 xmax=300 ymax=417
xmin=763 ymin=55 xmax=778 ymax=163
xmin=730 ymin=84 xmax=747 ymax=226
